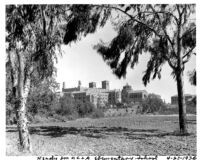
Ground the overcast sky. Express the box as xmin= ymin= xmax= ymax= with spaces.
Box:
xmin=55 ymin=16 xmax=196 ymax=103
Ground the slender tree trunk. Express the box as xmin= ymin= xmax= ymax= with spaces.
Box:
xmin=175 ymin=9 xmax=187 ymax=134
xmin=16 ymin=80 xmax=31 ymax=152
xmin=176 ymin=69 xmax=187 ymax=134
xmin=16 ymin=51 xmax=32 ymax=152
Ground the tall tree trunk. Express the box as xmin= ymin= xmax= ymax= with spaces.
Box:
xmin=16 ymin=51 xmax=32 ymax=152
xmin=176 ymin=70 xmax=187 ymax=134
xmin=16 ymin=79 xmax=31 ymax=152
xmin=176 ymin=9 xmax=187 ymax=134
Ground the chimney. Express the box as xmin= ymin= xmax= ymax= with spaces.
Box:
xmin=78 ymin=80 xmax=81 ymax=88
xmin=63 ymin=82 xmax=65 ymax=89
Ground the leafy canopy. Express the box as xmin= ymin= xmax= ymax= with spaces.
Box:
xmin=92 ymin=5 xmax=196 ymax=85
xmin=63 ymin=5 xmax=111 ymax=45
xmin=6 ymin=5 xmax=67 ymax=83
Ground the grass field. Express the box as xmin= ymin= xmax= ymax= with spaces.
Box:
xmin=6 ymin=114 xmax=196 ymax=156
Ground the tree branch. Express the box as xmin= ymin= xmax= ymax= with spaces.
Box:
xmin=182 ymin=46 xmax=195 ymax=59
xmin=137 ymin=11 xmax=178 ymax=23
xmin=181 ymin=5 xmax=187 ymax=17
xmin=41 ymin=6 xmax=47 ymax=36
xmin=177 ymin=4 xmax=181 ymax=18
xmin=96 ymin=4 xmax=162 ymax=38
xmin=149 ymin=5 xmax=176 ymax=55
xmin=167 ymin=58 xmax=176 ymax=70
xmin=180 ymin=27 xmax=196 ymax=40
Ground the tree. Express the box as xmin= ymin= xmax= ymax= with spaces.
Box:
xmin=64 ymin=4 xmax=196 ymax=134
xmin=6 ymin=5 xmax=68 ymax=151
xmin=94 ymin=4 xmax=196 ymax=134
xmin=141 ymin=94 xmax=166 ymax=113
xmin=6 ymin=4 xmax=111 ymax=152
xmin=76 ymin=100 xmax=95 ymax=117
xmin=27 ymin=77 xmax=59 ymax=117
xmin=59 ymin=95 xmax=77 ymax=115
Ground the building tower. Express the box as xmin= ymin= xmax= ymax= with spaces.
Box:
xmin=62 ymin=82 xmax=66 ymax=90
xmin=89 ymin=82 xmax=96 ymax=88
xmin=121 ymin=83 xmax=133 ymax=103
xmin=102 ymin=80 xmax=109 ymax=90
xmin=78 ymin=80 xmax=81 ymax=89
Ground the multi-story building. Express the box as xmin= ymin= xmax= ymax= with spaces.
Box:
xmin=61 ymin=81 xmax=116 ymax=108
xmin=121 ymin=84 xmax=149 ymax=104
xmin=60 ymin=82 xmax=162 ymax=107
xmin=148 ymin=93 xmax=162 ymax=99
xmin=107 ymin=89 xmax=121 ymax=104
xmin=128 ymin=90 xmax=148 ymax=103
xmin=121 ymin=83 xmax=133 ymax=103
xmin=171 ymin=94 xmax=195 ymax=105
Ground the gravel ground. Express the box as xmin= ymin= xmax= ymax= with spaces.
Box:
xmin=6 ymin=115 xmax=196 ymax=156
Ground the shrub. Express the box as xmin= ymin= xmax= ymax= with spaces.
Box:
xmin=76 ymin=100 xmax=95 ymax=117
xmin=91 ymin=108 xmax=104 ymax=118
xmin=26 ymin=78 xmax=60 ymax=118
xmin=57 ymin=96 xmax=98 ymax=118
xmin=6 ymin=103 xmax=17 ymax=125
xmin=59 ymin=95 xmax=77 ymax=115
xmin=140 ymin=95 xmax=167 ymax=113
xmin=160 ymin=104 xmax=196 ymax=115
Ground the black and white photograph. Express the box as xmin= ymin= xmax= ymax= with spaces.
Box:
xmin=5 ymin=3 xmax=197 ymax=158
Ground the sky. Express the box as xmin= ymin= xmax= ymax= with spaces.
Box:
xmin=55 ymin=20 xmax=196 ymax=103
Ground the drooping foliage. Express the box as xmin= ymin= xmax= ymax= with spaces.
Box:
xmin=94 ymin=19 xmax=155 ymax=78
xmin=6 ymin=5 xmax=67 ymax=85
xmin=6 ymin=4 xmax=113 ymax=151
xmin=63 ymin=5 xmax=111 ymax=45
xmin=6 ymin=4 xmax=113 ymax=119
xmin=93 ymin=4 xmax=196 ymax=86
xmin=5 ymin=4 xmax=112 ymax=122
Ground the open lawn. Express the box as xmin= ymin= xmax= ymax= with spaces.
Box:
xmin=6 ymin=114 xmax=196 ymax=156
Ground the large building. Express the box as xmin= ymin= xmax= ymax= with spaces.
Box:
xmin=60 ymin=81 xmax=163 ymax=107
xmin=171 ymin=94 xmax=195 ymax=105
xmin=61 ymin=81 xmax=120 ymax=108
xmin=121 ymin=84 xmax=149 ymax=104
xmin=128 ymin=90 xmax=148 ymax=103
xmin=107 ymin=89 xmax=121 ymax=105
xmin=121 ymin=83 xmax=133 ymax=103
xmin=148 ymin=93 xmax=162 ymax=99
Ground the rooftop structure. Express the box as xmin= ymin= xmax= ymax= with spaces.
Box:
xmin=89 ymin=82 xmax=96 ymax=88
xmin=102 ymin=80 xmax=110 ymax=90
